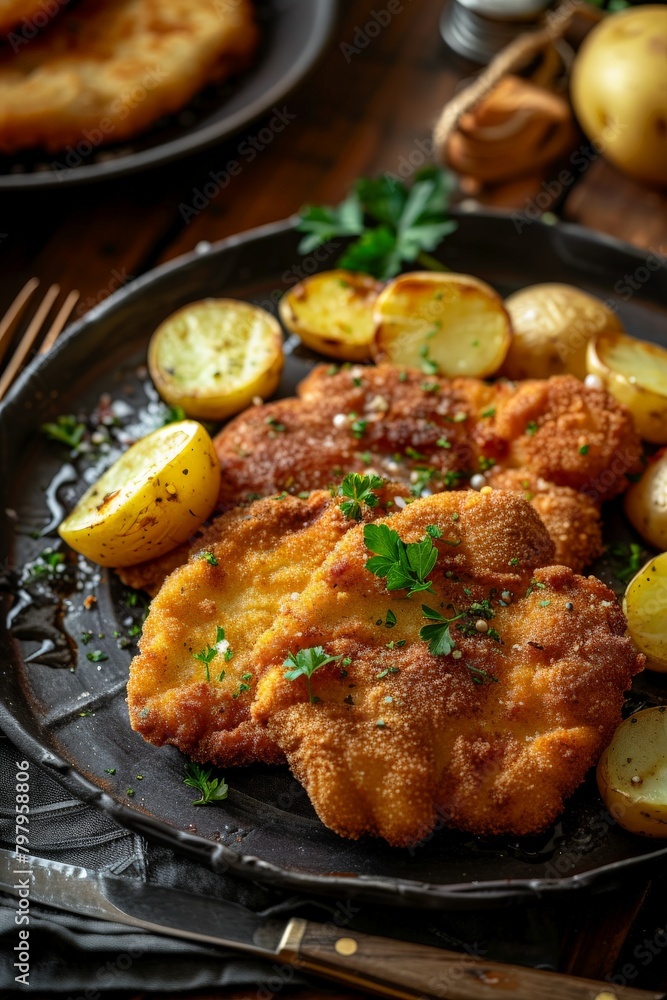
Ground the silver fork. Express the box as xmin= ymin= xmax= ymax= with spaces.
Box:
xmin=0 ymin=278 xmax=80 ymax=401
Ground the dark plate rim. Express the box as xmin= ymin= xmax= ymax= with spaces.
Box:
xmin=0 ymin=0 xmax=337 ymax=191
xmin=2 ymin=211 xmax=667 ymax=908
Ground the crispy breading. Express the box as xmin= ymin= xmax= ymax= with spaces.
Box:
xmin=213 ymin=364 xmax=641 ymax=569
xmin=0 ymin=0 xmax=50 ymax=36
xmin=251 ymin=490 xmax=643 ymax=847
xmin=486 ymin=468 xmax=603 ymax=573
xmin=127 ymin=484 xmax=408 ymax=767
xmin=0 ymin=0 xmax=258 ymax=154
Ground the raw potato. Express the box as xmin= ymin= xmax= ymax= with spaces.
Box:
xmin=597 ymin=708 xmax=667 ymax=838
xmin=586 ymin=331 xmax=667 ymax=444
xmin=625 ymin=451 xmax=667 ymax=551
xmin=503 ymin=283 xmax=624 ymax=380
xmin=58 ymin=421 xmax=221 ymax=567
xmin=623 ymin=553 xmax=667 ymax=673
xmin=372 ymin=271 xmax=511 ymax=378
xmin=149 ymin=299 xmax=284 ymax=421
xmin=279 ymin=270 xmax=383 ymax=361
xmin=570 ymin=6 xmax=667 ymax=186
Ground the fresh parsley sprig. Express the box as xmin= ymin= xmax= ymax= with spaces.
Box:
xmin=41 ymin=414 xmax=86 ymax=451
xmin=193 ymin=626 xmax=234 ymax=681
xmin=297 ymin=168 xmax=457 ymax=281
xmin=284 ymin=646 xmax=342 ymax=704
xmin=339 ymin=472 xmax=384 ymax=521
xmin=183 ymin=763 xmax=229 ymax=806
xmin=419 ymin=605 xmax=464 ymax=656
xmin=364 ymin=523 xmax=437 ymax=597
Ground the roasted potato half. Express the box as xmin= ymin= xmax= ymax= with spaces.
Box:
xmin=587 ymin=331 xmax=667 ymax=444
xmin=372 ymin=271 xmax=511 ymax=378
xmin=58 ymin=420 xmax=221 ymax=567
xmin=149 ymin=299 xmax=284 ymax=421
xmin=625 ymin=450 xmax=667 ymax=551
xmin=279 ymin=270 xmax=383 ymax=361
xmin=597 ymin=708 xmax=667 ymax=838
xmin=623 ymin=553 xmax=667 ymax=673
xmin=503 ymin=283 xmax=624 ymax=380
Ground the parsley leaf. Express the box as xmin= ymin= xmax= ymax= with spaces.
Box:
xmin=339 ymin=472 xmax=384 ymax=521
xmin=419 ymin=604 xmax=464 ymax=656
xmin=41 ymin=415 xmax=86 ymax=451
xmin=364 ymin=523 xmax=437 ymax=597
xmin=283 ymin=646 xmax=342 ymax=703
xmin=297 ymin=168 xmax=457 ymax=281
xmin=193 ymin=626 xmax=233 ymax=680
xmin=183 ymin=763 xmax=229 ymax=806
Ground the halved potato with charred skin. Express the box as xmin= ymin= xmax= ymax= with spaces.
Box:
xmin=371 ymin=271 xmax=511 ymax=378
xmin=148 ymin=299 xmax=284 ymax=421
xmin=597 ymin=708 xmax=667 ymax=838
xmin=279 ymin=269 xmax=383 ymax=361
xmin=58 ymin=420 xmax=221 ymax=567
xmin=623 ymin=553 xmax=667 ymax=673
xmin=587 ymin=331 xmax=667 ymax=444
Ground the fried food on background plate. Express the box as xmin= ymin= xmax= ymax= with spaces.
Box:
xmin=213 ymin=364 xmax=641 ymax=569
xmin=485 ymin=468 xmax=603 ymax=574
xmin=127 ymin=484 xmax=409 ymax=767
xmin=0 ymin=0 xmax=51 ymax=36
xmin=0 ymin=0 xmax=258 ymax=154
xmin=251 ymin=490 xmax=644 ymax=847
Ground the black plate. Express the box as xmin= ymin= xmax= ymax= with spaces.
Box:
xmin=3 ymin=213 xmax=667 ymax=910
xmin=0 ymin=0 xmax=336 ymax=190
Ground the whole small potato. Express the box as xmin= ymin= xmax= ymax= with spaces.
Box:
xmin=570 ymin=6 xmax=667 ymax=186
xmin=503 ymin=283 xmax=624 ymax=380
xmin=625 ymin=450 xmax=667 ymax=551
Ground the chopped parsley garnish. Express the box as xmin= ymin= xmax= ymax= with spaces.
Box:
xmin=446 ymin=411 xmax=468 ymax=423
xmin=419 ymin=343 xmax=439 ymax=376
xmin=86 ymin=650 xmax=108 ymax=663
xmin=193 ymin=626 xmax=233 ymax=680
xmin=611 ymin=542 xmax=645 ymax=583
xmin=385 ymin=609 xmax=397 ymax=628
xmin=339 ymin=472 xmax=384 ymax=521
xmin=296 ymin=168 xmax=456 ymax=280
xmin=479 ymin=456 xmax=496 ymax=472
xmin=183 ymin=763 xmax=229 ymax=806
xmin=196 ymin=551 xmax=218 ymax=566
xmin=405 ymin=446 xmax=427 ymax=461
xmin=283 ymin=646 xmax=342 ymax=704
xmin=41 ymin=414 xmax=86 ymax=450
xmin=467 ymin=665 xmax=499 ymax=686
xmin=525 ymin=421 xmax=538 ymax=435
xmin=104 ymin=768 xmax=116 ymax=775
xmin=267 ymin=417 xmax=287 ymax=433
xmin=420 ymin=605 xmax=464 ymax=656
xmin=27 ymin=550 xmax=65 ymax=580
xmin=162 ymin=405 xmax=186 ymax=425
xmin=579 ymin=444 xmax=589 ymax=455
xmin=481 ymin=407 xmax=496 ymax=418
xmin=426 ymin=524 xmax=443 ymax=539
xmin=351 ymin=418 xmax=368 ymax=439
xmin=364 ymin=523 xmax=437 ymax=597
xmin=436 ymin=437 xmax=451 ymax=449
xmin=421 ymin=381 xmax=440 ymax=393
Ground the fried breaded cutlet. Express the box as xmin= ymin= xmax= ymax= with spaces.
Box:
xmin=127 ymin=484 xmax=409 ymax=767
xmin=0 ymin=0 xmax=258 ymax=154
xmin=251 ymin=490 xmax=644 ymax=847
xmin=213 ymin=364 xmax=641 ymax=571
xmin=486 ymin=469 xmax=603 ymax=573
xmin=0 ymin=0 xmax=50 ymax=36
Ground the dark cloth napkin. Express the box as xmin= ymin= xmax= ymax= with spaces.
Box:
xmin=0 ymin=730 xmax=561 ymax=993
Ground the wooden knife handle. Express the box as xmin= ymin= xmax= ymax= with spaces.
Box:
xmin=276 ymin=918 xmax=666 ymax=1000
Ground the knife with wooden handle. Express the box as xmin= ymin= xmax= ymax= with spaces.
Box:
xmin=0 ymin=849 xmax=662 ymax=1000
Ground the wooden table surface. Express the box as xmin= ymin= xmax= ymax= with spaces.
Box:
xmin=5 ymin=0 xmax=667 ymax=997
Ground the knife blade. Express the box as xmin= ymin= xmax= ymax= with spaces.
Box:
xmin=0 ymin=847 xmax=664 ymax=1000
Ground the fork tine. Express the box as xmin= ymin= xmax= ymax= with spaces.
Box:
xmin=0 ymin=283 xmax=60 ymax=401
xmin=0 ymin=277 xmax=39 ymax=367
xmin=38 ymin=289 xmax=80 ymax=356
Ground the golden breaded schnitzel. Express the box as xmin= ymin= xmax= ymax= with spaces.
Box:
xmin=127 ymin=483 xmax=408 ymax=766
xmin=0 ymin=0 xmax=258 ymax=154
xmin=251 ymin=490 xmax=643 ymax=846
xmin=486 ymin=468 xmax=603 ymax=574
xmin=0 ymin=0 xmax=51 ymax=36
xmin=213 ymin=364 xmax=641 ymax=571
